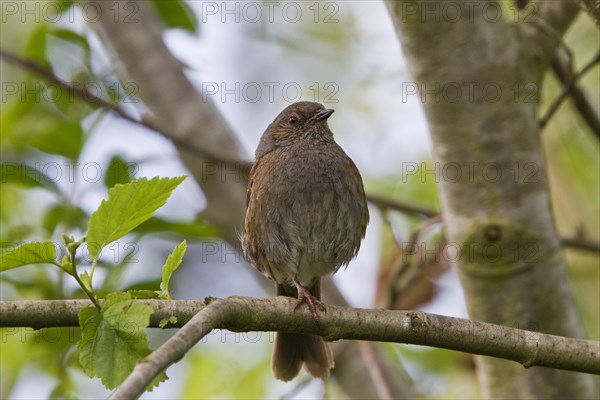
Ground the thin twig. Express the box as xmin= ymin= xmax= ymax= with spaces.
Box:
xmin=560 ymin=236 xmax=600 ymax=254
xmin=388 ymin=215 xmax=446 ymax=308
xmin=369 ymin=198 xmax=600 ymax=254
xmin=578 ymin=0 xmax=600 ymax=26
xmin=356 ymin=341 xmax=395 ymax=400
xmin=0 ymin=48 xmax=142 ymax=126
xmin=366 ymin=194 xmax=438 ymax=218
xmin=0 ymin=48 xmax=250 ymax=167
xmin=66 ymin=240 xmax=101 ymax=309
xmin=540 ymin=51 xmax=600 ymax=130
xmin=550 ymin=56 xmax=600 ymax=138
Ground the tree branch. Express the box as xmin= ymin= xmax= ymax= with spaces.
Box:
xmin=527 ymin=0 xmax=581 ymax=63
xmin=365 ymin=194 xmax=439 ymax=218
xmin=540 ymin=52 xmax=600 ymax=132
xmin=367 ymin=197 xmax=600 ymax=253
xmin=0 ymin=299 xmax=199 ymax=329
xmin=0 ymin=48 xmax=141 ymax=127
xmin=1 ymin=298 xmax=598 ymax=399
xmin=578 ymin=0 xmax=600 ymax=25
xmin=116 ymin=297 xmax=600 ymax=399
xmin=0 ymin=48 xmax=251 ymax=168
xmin=560 ymin=236 xmax=600 ymax=254
xmin=85 ymin=0 xmax=248 ymax=243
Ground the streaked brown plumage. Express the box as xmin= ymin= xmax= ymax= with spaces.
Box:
xmin=242 ymin=101 xmax=369 ymax=381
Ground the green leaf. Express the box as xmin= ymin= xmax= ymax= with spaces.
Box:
xmin=158 ymin=240 xmax=187 ymax=300
xmin=59 ymin=255 xmax=73 ymax=275
xmin=47 ymin=28 xmax=91 ymax=57
xmin=104 ymin=156 xmax=134 ymax=189
xmin=25 ymin=26 xmax=50 ymax=67
xmin=0 ymin=163 xmax=61 ymax=194
xmin=128 ymin=290 xmax=159 ymax=299
xmin=86 ymin=176 xmax=186 ymax=259
xmin=3 ymin=100 xmax=84 ymax=160
xmin=43 ymin=204 xmax=88 ymax=233
xmin=26 ymin=25 xmax=91 ymax=69
xmin=122 ymin=279 xmax=163 ymax=293
xmin=152 ymin=0 xmax=198 ymax=33
xmin=80 ymin=271 xmax=92 ymax=291
xmin=77 ymin=292 xmax=166 ymax=390
xmin=159 ymin=315 xmax=178 ymax=328
xmin=135 ymin=217 xmax=219 ymax=237
xmin=22 ymin=116 xmax=83 ymax=160
xmin=1 ymin=76 xmax=85 ymax=159
xmin=1 ymin=242 xmax=57 ymax=272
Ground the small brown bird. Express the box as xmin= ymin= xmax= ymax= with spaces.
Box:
xmin=242 ymin=101 xmax=369 ymax=381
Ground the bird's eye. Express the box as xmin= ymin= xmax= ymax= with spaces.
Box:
xmin=288 ymin=116 xmax=298 ymax=124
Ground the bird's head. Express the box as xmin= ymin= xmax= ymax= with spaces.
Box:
xmin=256 ymin=102 xmax=335 ymax=158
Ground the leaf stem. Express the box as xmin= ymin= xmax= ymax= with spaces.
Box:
xmin=66 ymin=242 xmax=101 ymax=310
xmin=72 ymin=271 xmax=101 ymax=309
xmin=89 ymin=257 xmax=98 ymax=282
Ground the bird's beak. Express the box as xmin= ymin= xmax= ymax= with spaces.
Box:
xmin=311 ymin=109 xmax=335 ymax=121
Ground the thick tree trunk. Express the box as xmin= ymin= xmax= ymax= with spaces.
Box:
xmin=386 ymin=0 xmax=596 ymax=398
xmin=89 ymin=0 xmax=247 ymax=244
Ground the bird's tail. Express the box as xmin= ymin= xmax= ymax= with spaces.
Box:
xmin=272 ymin=281 xmax=334 ymax=381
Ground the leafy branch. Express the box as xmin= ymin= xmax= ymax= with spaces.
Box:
xmin=0 ymin=47 xmax=248 ymax=167
xmin=1 ymin=297 xmax=597 ymax=399
xmin=63 ymin=235 xmax=101 ymax=309
xmin=1 ymin=175 xmax=187 ymax=392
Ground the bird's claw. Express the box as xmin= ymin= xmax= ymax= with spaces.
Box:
xmin=293 ymin=279 xmax=326 ymax=321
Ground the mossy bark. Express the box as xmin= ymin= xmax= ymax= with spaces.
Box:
xmin=386 ymin=0 xmax=596 ymax=397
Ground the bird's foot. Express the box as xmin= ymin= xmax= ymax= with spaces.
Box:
xmin=293 ymin=278 xmax=326 ymax=321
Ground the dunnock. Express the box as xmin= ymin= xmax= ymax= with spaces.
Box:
xmin=242 ymin=101 xmax=369 ymax=381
